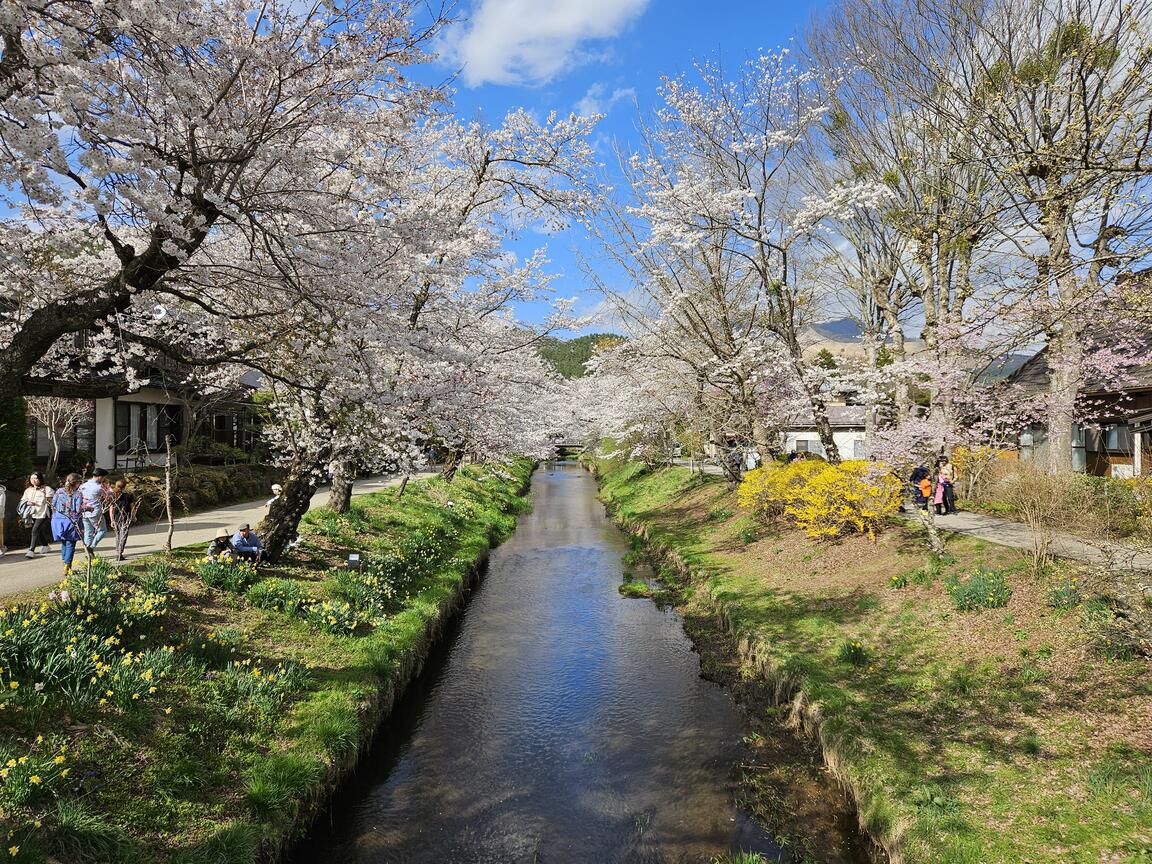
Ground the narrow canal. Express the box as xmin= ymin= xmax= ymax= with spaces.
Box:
xmin=293 ymin=462 xmax=787 ymax=863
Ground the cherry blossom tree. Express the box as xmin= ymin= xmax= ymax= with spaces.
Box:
xmin=593 ymin=50 xmax=892 ymax=465
xmin=0 ymin=0 xmax=447 ymax=406
xmin=812 ymin=0 xmax=1152 ymax=473
xmin=25 ymin=396 xmax=90 ymax=482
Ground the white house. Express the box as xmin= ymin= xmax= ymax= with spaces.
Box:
xmin=29 ymin=377 xmax=259 ymax=473
xmin=782 ymin=405 xmax=869 ymax=461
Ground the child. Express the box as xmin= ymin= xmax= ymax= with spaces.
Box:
xmin=910 ymin=465 xmax=931 ymax=510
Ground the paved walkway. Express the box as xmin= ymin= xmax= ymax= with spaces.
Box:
xmin=0 ymin=473 xmax=433 ymax=598
xmin=923 ymin=509 xmax=1152 ymax=572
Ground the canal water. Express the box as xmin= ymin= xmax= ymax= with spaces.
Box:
xmin=292 ymin=462 xmax=786 ymax=864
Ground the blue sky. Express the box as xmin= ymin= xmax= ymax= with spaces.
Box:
xmin=424 ymin=0 xmax=828 ymax=333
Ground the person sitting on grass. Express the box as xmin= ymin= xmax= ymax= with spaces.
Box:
xmin=207 ymin=527 xmax=235 ymax=562
xmin=232 ymin=523 xmax=264 ymax=565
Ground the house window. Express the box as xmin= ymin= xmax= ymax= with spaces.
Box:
xmin=115 ymin=402 xmax=182 ymax=452
xmin=853 ymin=438 xmax=866 ymax=460
xmin=1072 ymin=424 xmax=1087 ymax=472
xmin=155 ymin=404 xmax=181 ymax=447
xmin=1019 ymin=424 xmax=1048 ymax=462
xmin=1104 ymin=424 xmax=1133 ymax=454
xmin=114 ymin=402 xmax=134 ymax=451
xmin=795 ymin=439 xmax=810 ymax=453
xmin=213 ymin=413 xmax=232 ymax=446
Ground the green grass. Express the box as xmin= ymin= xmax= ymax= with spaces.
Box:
xmin=710 ymin=853 xmax=771 ymax=864
xmin=618 ymin=580 xmax=654 ymax=599
xmin=0 ymin=460 xmax=533 ymax=862
xmin=592 ymin=456 xmax=1152 ymax=864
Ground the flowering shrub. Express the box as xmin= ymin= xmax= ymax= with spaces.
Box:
xmin=305 ymin=600 xmax=366 ymax=636
xmin=737 ymin=460 xmax=826 ymax=523
xmin=0 ymin=574 xmax=174 ymax=721
xmin=197 ymin=558 xmax=259 ymax=593
xmin=246 ymin=579 xmax=309 ymax=616
xmin=327 ymin=524 xmax=458 ymax=619
xmin=138 ymin=562 xmax=173 ymax=595
xmin=836 ymin=640 xmax=872 ymax=666
xmin=217 ymin=659 xmax=308 ymax=719
xmin=0 ymin=735 xmax=72 ymax=834
xmin=1048 ymin=577 xmax=1082 ymax=610
xmin=738 ymin=460 xmax=902 ymax=540
xmin=99 ymin=647 xmax=175 ymax=710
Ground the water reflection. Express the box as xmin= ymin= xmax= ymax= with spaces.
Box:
xmin=292 ymin=462 xmax=784 ymax=864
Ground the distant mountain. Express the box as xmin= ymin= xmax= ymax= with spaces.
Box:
xmin=811 ymin=319 xmax=864 ymax=341
xmin=537 ymin=333 xmax=625 ymax=379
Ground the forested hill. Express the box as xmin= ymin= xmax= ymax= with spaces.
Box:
xmin=537 ymin=333 xmax=625 ymax=379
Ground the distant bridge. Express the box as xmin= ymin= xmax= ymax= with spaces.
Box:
xmin=553 ymin=442 xmax=587 ymax=459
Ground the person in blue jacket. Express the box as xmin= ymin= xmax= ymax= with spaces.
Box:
xmin=50 ymin=473 xmax=85 ymax=574
xmin=231 ymin=523 xmax=264 ymax=564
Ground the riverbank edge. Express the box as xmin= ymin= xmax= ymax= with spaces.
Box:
xmin=269 ymin=465 xmax=535 ymax=862
xmin=584 ymin=460 xmax=897 ymax=864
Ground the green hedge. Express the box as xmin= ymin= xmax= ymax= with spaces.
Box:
xmin=120 ymin=464 xmax=283 ymax=522
xmin=0 ymin=398 xmax=32 ymax=483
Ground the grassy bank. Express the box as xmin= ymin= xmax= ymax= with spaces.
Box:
xmin=593 ymin=457 xmax=1152 ymax=864
xmin=0 ymin=460 xmax=532 ymax=862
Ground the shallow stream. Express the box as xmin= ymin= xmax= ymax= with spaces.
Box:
xmin=291 ymin=462 xmax=791 ymax=863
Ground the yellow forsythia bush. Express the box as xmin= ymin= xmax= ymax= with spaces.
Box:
xmin=737 ymin=460 xmax=826 ymax=522
xmin=738 ymin=459 xmax=902 ymax=540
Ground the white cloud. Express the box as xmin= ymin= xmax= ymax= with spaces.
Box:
xmin=575 ymin=83 xmax=637 ymax=117
xmin=445 ymin=0 xmax=650 ymax=87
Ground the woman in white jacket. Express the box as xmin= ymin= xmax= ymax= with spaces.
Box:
xmin=19 ymin=472 xmax=54 ymax=558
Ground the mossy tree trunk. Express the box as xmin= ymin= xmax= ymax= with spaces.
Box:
xmin=328 ymin=459 xmax=356 ymax=514
xmin=259 ymin=468 xmax=319 ymax=563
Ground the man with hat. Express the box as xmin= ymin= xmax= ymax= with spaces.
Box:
xmin=232 ymin=523 xmax=264 ymax=565
xmin=207 ymin=527 xmax=234 ymax=562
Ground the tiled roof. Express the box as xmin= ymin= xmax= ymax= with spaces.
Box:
xmin=782 ymin=404 xmax=867 ymax=429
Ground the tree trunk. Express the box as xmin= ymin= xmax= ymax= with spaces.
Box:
xmin=1044 ymin=333 xmax=1083 ymax=475
xmin=785 ymin=337 xmax=843 ymax=465
xmin=328 ymin=459 xmax=356 ymax=514
xmin=862 ymin=335 xmax=879 ymax=458
xmin=812 ymin=408 xmax=843 ymax=464
xmin=912 ymin=503 xmax=946 ymax=555
xmin=751 ymin=417 xmax=779 ymax=464
xmin=718 ymin=445 xmax=743 ymax=488
xmin=441 ymin=449 xmax=465 ymax=483
xmin=46 ymin=439 xmax=60 ymax=485
xmin=258 ymin=469 xmax=319 ymax=563
xmin=163 ymin=436 xmax=176 ymax=551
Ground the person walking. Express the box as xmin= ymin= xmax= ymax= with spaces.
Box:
xmin=51 ymin=473 xmax=84 ymax=575
xmin=107 ymin=479 xmax=137 ymax=562
xmin=79 ymin=468 xmax=110 ymax=553
xmin=231 ymin=523 xmax=264 ymax=564
xmin=19 ymin=472 xmax=53 ymax=558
